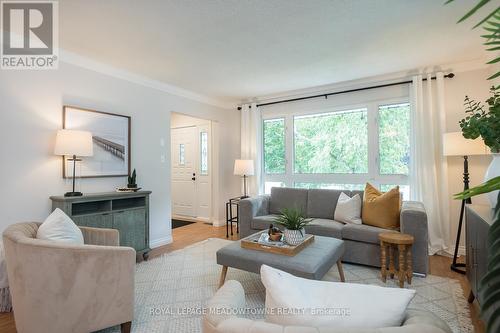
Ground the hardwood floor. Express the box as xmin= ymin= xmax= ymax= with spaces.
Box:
xmin=0 ymin=222 xmax=484 ymax=332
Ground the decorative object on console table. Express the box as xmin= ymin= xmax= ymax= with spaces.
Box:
xmin=225 ymin=197 xmax=240 ymax=238
xmin=379 ymin=232 xmax=414 ymax=288
xmin=443 ymin=131 xmax=488 ymax=274
xmin=54 ymin=129 xmax=94 ymax=197
xmin=50 ymin=191 xmax=151 ymax=261
xmin=128 ymin=169 xmax=137 ymax=188
xmin=233 ymin=159 xmax=254 ymax=198
xmin=63 ymin=105 xmax=131 ymax=178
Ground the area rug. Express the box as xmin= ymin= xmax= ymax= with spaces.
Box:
xmin=100 ymin=238 xmax=473 ymax=333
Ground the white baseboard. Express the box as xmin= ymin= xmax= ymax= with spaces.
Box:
xmin=149 ymin=235 xmax=173 ymax=248
xmin=211 ymin=219 xmax=226 ymax=227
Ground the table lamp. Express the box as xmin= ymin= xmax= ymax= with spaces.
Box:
xmin=54 ymin=129 xmax=94 ymax=197
xmin=443 ymin=132 xmax=488 ymax=274
xmin=234 ymin=159 xmax=254 ymax=198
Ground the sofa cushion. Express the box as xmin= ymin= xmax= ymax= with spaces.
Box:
xmin=251 ymin=215 xmax=280 ymax=230
xmin=270 ymin=187 xmax=308 ymax=215
xmin=362 ymin=183 xmax=401 ymax=230
xmin=261 ymin=265 xmax=415 ymax=329
xmin=304 ymin=219 xmax=343 ymax=239
xmin=334 ymin=192 xmax=362 ymax=224
xmin=342 ymin=223 xmax=397 ymax=244
xmin=37 ymin=208 xmax=84 ymax=245
xmin=306 ymin=189 xmax=344 ymax=219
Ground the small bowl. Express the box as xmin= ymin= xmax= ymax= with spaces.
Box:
xmin=269 ymin=233 xmax=283 ymax=241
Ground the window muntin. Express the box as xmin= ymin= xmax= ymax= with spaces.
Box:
xmin=294 ymin=109 xmax=368 ymax=174
xmin=263 ymin=118 xmax=286 ymax=174
xmin=378 ymin=103 xmax=410 ymax=175
xmin=294 ymin=183 xmax=365 ymax=191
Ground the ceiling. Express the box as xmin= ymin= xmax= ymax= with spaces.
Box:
xmin=60 ymin=0 xmax=490 ymax=105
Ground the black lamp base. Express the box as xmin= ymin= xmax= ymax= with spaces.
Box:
xmin=451 ymin=262 xmax=466 ymax=275
xmin=64 ymin=191 xmax=83 ymax=197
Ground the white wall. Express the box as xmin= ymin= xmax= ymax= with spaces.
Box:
xmin=0 ymin=61 xmax=240 ymax=246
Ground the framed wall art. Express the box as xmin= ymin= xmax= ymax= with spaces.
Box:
xmin=63 ymin=106 xmax=131 ymax=178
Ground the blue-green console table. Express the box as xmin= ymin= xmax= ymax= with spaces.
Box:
xmin=50 ymin=191 xmax=151 ymax=260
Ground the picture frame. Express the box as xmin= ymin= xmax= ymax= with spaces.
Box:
xmin=62 ymin=105 xmax=131 ymax=178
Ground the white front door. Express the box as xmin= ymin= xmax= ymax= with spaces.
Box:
xmin=171 ymin=125 xmax=212 ymax=220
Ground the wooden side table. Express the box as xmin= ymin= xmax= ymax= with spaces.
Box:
xmin=379 ymin=232 xmax=414 ymax=288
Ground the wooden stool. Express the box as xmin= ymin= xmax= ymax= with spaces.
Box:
xmin=379 ymin=232 xmax=414 ymax=288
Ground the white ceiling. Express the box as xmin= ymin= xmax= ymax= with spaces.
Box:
xmin=60 ymin=0 xmax=490 ymax=104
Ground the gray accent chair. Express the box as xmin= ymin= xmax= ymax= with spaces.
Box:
xmin=239 ymin=187 xmax=429 ymax=275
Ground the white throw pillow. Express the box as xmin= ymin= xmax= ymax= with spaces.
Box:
xmin=37 ymin=208 xmax=84 ymax=245
xmin=261 ymin=265 xmax=415 ymax=329
xmin=334 ymin=192 xmax=362 ymax=224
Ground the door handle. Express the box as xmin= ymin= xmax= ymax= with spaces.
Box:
xmin=192 ymin=177 xmax=196 ymax=181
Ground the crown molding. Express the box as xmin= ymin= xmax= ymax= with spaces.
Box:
xmin=60 ymin=50 xmax=234 ymax=109
xmin=0 ymin=29 xmax=233 ymax=109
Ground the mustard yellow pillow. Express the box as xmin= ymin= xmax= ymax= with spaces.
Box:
xmin=362 ymin=183 xmax=400 ymax=230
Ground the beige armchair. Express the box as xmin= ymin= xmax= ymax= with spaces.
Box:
xmin=3 ymin=222 xmax=136 ymax=333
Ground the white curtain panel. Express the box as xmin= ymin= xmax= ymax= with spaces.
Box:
xmin=410 ymin=73 xmax=450 ymax=255
xmin=240 ymin=102 xmax=263 ymax=196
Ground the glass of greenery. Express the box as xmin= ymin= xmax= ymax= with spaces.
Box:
xmin=274 ymin=208 xmax=312 ymax=245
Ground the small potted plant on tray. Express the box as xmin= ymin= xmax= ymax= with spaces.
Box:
xmin=274 ymin=208 xmax=312 ymax=245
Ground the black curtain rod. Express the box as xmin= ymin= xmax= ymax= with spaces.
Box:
xmin=237 ymin=73 xmax=455 ymax=110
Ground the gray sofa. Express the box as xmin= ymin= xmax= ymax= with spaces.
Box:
xmin=239 ymin=187 xmax=429 ymax=275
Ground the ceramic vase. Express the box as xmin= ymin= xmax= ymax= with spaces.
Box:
xmin=284 ymin=228 xmax=305 ymax=245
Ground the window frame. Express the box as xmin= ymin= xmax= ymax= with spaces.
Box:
xmin=262 ymin=97 xmax=410 ymax=194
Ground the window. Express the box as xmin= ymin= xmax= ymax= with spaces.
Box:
xmin=264 ymin=181 xmax=285 ymax=194
xmin=380 ymin=184 xmax=410 ymax=201
xmin=263 ymin=118 xmax=285 ymax=174
xmin=294 ymin=109 xmax=368 ymax=174
xmin=200 ymin=132 xmax=208 ymax=175
xmin=378 ymin=103 xmax=410 ymax=175
xmin=179 ymin=144 xmax=185 ymax=165
xmin=262 ymin=101 xmax=412 ymax=199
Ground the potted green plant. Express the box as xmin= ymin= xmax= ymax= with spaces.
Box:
xmin=127 ymin=169 xmax=137 ymax=189
xmin=274 ymin=208 xmax=312 ymax=245
xmin=459 ymin=86 xmax=500 ymax=206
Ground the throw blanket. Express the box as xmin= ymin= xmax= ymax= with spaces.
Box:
xmin=0 ymin=240 xmax=11 ymax=312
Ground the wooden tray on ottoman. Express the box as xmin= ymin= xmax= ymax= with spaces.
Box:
xmin=240 ymin=231 xmax=314 ymax=256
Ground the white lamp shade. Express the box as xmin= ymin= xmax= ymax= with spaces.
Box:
xmin=234 ymin=159 xmax=254 ymax=176
xmin=54 ymin=129 xmax=94 ymax=157
xmin=443 ymin=132 xmax=488 ymax=156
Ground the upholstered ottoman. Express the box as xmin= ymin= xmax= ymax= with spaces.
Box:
xmin=216 ymin=233 xmax=345 ymax=287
